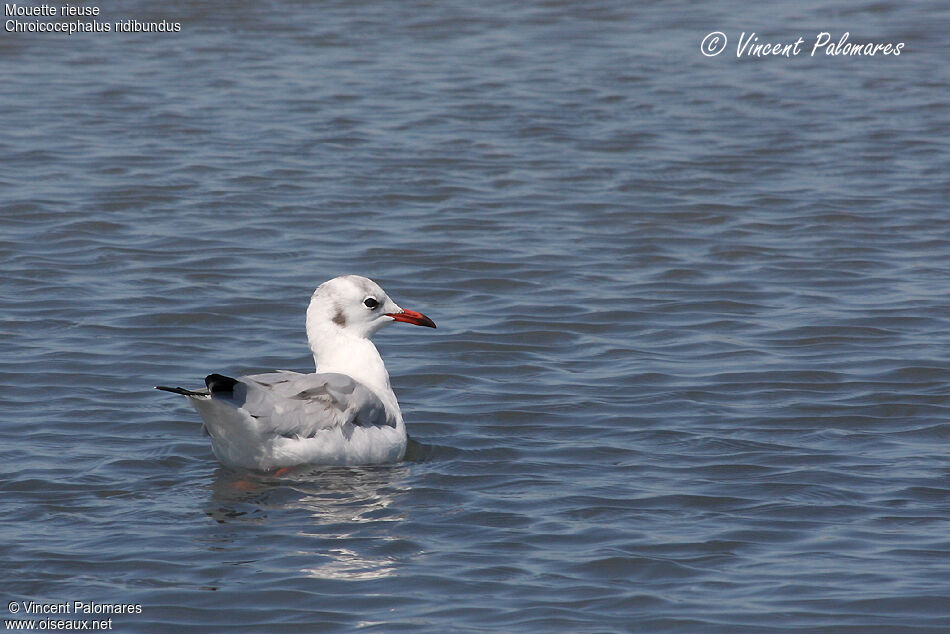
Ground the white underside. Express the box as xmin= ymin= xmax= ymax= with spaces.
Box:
xmin=190 ymin=396 xmax=407 ymax=470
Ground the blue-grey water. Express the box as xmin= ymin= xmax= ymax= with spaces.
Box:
xmin=3 ymin=1 xmax=950 ymax=631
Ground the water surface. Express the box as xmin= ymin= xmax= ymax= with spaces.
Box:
xmin=2 ymin=1 xmax=950 ymax=631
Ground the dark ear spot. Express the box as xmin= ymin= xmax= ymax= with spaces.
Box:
xmin=332 ymin=308 xmax=347 ymax=327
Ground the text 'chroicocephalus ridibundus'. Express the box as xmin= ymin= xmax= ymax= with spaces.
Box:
xmin=156 ymin=275 xmax=436 ymax=470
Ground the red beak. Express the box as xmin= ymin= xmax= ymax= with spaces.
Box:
xmin=386 ymin=308 xmax=436 ymax=329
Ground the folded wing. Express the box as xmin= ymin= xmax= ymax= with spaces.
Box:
xmin=220 ymin=371 xmax=395 ymax=439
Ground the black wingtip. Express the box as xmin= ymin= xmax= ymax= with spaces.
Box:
xmin=155 ymin=385 xmax=202 ymax=396
xmin=205 ymin=373 xmax=239 ymax=395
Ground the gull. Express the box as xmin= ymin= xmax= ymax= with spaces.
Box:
xmin=156 ymin=275 xmax=436 ymax=470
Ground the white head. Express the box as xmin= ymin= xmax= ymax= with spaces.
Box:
xmin=306 ymin=275 xmax=436 ymax=341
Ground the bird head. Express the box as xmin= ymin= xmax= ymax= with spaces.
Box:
xmin=307 ymin=275 xmax=436 ymax=340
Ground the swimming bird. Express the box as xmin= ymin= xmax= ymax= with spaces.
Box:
xmin=155 ymin=275 xmax=436 ymax=470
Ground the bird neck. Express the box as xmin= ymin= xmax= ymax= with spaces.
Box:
xmin=308 ymin=329 xmax=393 ymax=396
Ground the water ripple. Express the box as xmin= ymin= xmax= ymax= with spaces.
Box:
xmin=2 ymin=0 xmax=950 ymax=632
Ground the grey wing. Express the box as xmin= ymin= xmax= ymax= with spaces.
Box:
xmin=226 ymin=371 xmax=394 ymax=439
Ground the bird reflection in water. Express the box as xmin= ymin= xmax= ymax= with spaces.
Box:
xmin=204 ymin=457 xmax=417 ymax=581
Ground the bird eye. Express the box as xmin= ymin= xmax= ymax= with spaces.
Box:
xmin=363 ymin=297 xmax=379 ymax=309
